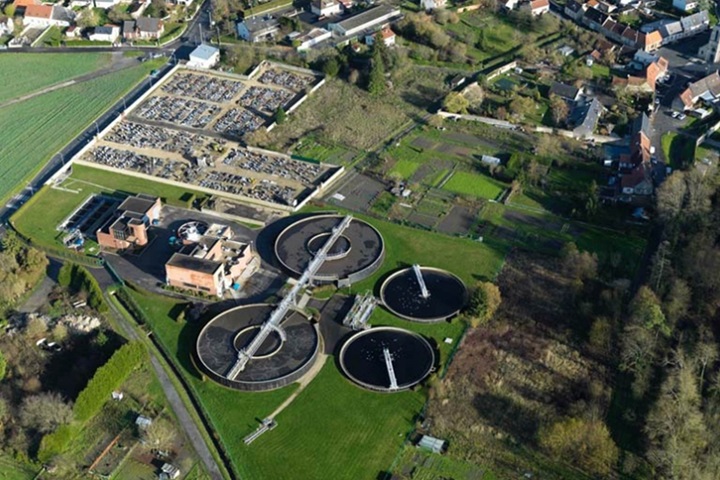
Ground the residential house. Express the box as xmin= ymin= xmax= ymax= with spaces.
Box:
xmin=165 ymin=224 xmax=254 ymax=297
xmin=187 ymin=43 xmax=220 ymax=68
xmin=558 ymin=45 xmax=574 ymax=56
xmin=365 ymin=26 xmax=395 ymax=47
xmin=311 ymin=0 xmax=342 ymax=17
xmin=294 ymin=27 xmax=332 ymax=50
xmin=549 ymin=82 xmax=582 ymax=102
xmin=621 ymin=162 xmax=654 ymax=196
xmin=619 ymin=113 xmax=652 ymax=171
xmin=236 ymin=14 xmax=280 ymax=42
xmin=677 ymin=71 xmax=720 ymax=110
xmin=328 ymin=5 xmax=402 ymax=37
xmin=568 ymin=97 xmax=605 ymax=138
xmin=673 ymin=0 xmax=697 ymax=12
xmin=23 ymin=4 xmax=74 ymax=28
xmin=123 ymin=16 xmax=164 ymax=40
xmin=658 ymin=20 xmax=683 ymax=43
xmin=564 ymin=0 xmax=585 ymax=20
xmin=96 ymin=194 xmax=162 ymax=251
xmin=612 ymin=57 xmax=668 ymax=92
xmin=524 ymin=0 xmax=549 ymax=15
xmin=89 ymin=24 xmax=120 ymax=42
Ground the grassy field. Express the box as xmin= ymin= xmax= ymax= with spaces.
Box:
xmin=442 ymin=171 xmax=506 ymax=200
xmin=0 ymin=455 xmax=39 ymax=480
xmin=0 ymin=52 xmax=111 ymax=103
xmin=12 ymin=164 xmax=206 ymax=250
xmin=661 ymin=131 xmax=696 ymax=168
xmin=0 ymin=59 xmax=164 ymax=203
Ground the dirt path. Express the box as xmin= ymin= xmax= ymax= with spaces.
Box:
xmin=268 ymin=353 xmax=328 ymax=419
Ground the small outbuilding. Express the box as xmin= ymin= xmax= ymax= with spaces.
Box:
xmin=417 ymin=435 xmax=447 ymax=454
xmin=188 ymin=44 xmax=220 ymax=69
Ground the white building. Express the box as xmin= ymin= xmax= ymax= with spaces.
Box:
xmin=420 ymin=0 xmax=447 ymax=10
xmin=311 ymin=0 xmax=342 ymax=17
xmin=328 ymin=5 xmax=402 ymax=37
xmin=94 ymin=0 xmax=120 ymax=8
xmin=295 ymin=27 xmax=332 ymax=50
xmin=89 ymin=24 xmax=120 ymax=42
xmin=187 ymin=43 xmax=220 ymax=68
xmin=23 ymin=4 xmax=74 ymax=28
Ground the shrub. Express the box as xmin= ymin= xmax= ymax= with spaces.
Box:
xmin=57 ymin=263 xmax=73 ymax=288
xmin=37 ymin=424 xmax=77 ymax=463
xmin=74 ymin=342 xmax=146 ymax=423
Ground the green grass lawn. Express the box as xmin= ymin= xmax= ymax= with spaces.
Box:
xmin=661 ymin=131 xmax=696 ymax=168
xmin=0 ymin=455 xmax=39 ymax=480
xmin=11 ymin=164 xmax=207 ymax=251
xmin=442 ymin=171 xmax=506 ymax=200
xmin=390 ymin=159 xmax=420 ymax=179
xmin=590 ymin=63 xmax=611 ymax=80
xmin=0 ymin=60 xmax=165 ymax=204
xmin=0 ymin=52 xmax=111 ymax=103
xmin=245 ymin=363 xmax=424 ymax=480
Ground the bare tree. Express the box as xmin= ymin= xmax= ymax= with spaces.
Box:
xmin=143 ymin=418 xmax=177 ymax=451
xmin=20 ymin=393 xmax=73 ymax=434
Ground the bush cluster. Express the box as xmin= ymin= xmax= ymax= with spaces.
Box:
xmin=58 ymin=263 xmax=108 ymax=313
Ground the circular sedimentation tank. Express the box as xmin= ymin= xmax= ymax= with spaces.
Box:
xmin=339 ymin=327 xmax=435 ymax=392
xmin=380 ymin=267 xmax=468 ymax=323
xmin=274 ymin=214 xmax=384 ymax=286
xmin=195 ymin=304 xmax=320 ymax=391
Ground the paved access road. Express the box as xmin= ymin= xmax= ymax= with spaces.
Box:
xmin=96 ymin=268 xmax=225 ymax=480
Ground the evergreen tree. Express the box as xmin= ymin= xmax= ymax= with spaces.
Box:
xmin=368 ymin=47 xmax=385 ymax=96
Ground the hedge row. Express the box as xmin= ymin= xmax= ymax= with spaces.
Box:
xmin=58 ymin=263 xmax=108 ymax=313
xmin=74 ymin=341 xmax=146 ymax=423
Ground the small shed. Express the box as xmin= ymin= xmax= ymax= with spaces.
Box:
xmin=160 ymin=463 xmax=180 ymax=479
xmin=135 ymin=415 xmax=153 ymax=429
xmin=417 ymin=435 xmax=447 ymax=454
xmin=481 ymin=155 xmax=501 ymax=167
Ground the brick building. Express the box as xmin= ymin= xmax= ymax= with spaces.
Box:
xmin=165 ymin=224 xmax=254 ymax=297
xmin=96 ymin=194 xmax=161 ymax=250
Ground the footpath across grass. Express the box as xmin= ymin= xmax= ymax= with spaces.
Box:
xmin=0 ymin=52 xmax=111 ymax=103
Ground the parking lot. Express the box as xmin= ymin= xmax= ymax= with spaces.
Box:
xmin=104 ymin=205 xmax=286 ymax=300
